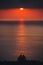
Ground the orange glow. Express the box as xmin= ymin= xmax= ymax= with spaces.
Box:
xmin=0 ymin=9 xmax=43 ymax=21
xmin=20 ymin=8 xmax=24 ymax=11
xmin=20 ymin=19 xmax=24 ymax=24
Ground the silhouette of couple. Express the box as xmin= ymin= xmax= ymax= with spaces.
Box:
xmin=17 ymin=55 xmax=26 ymax=62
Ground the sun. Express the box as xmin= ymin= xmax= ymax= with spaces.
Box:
xmin=20 ymin=8 xmax=24 ymax=11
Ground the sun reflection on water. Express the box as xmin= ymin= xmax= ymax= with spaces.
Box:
xmin=15 ymin=24 xmax=29 ymax=57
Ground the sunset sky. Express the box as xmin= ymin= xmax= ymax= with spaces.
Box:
xmin=0 ymin=9 xmax=43 ymax=21
xmin=0 ymin=0 xmax=43 ymax=21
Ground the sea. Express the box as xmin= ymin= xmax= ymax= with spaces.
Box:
xmin=0 ymin=21 xmax=43 ymax=61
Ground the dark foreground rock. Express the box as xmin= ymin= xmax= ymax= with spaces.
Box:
xmin=0 ymin=60 xmax=43 ymax=65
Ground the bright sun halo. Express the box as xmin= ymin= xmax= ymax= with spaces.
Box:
xmin=20 ymin=8 xmax=24 ymax=10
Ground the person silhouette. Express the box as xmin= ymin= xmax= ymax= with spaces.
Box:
xmin=17 ymin=54 xmax=26 ymax=62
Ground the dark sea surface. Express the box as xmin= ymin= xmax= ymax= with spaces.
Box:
xmin=0 ymin=22 xmax=43 ymax=61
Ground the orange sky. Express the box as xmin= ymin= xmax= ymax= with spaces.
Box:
xmin=0 ymin=8 xmax=43 ymax=21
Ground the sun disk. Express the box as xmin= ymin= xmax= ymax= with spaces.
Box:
xmin=20 ymin=8 xmax=24 ymax=10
